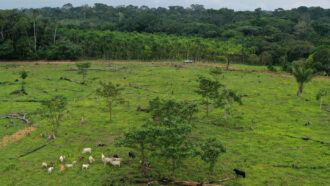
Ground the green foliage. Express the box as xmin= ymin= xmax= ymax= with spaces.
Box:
xmin=148 ymin=97 xmax=198 ymax=122
xmin=96 ymin=81 xmax=123 ymax=122
xmin=0 ymin=6 xmax=327 ymax=71
xmin=19 ymin=70 xmax=28 ymax=80
xmin=76 ymin=62 xmax=91 ymax=83
xmin=308 ymin=47 xmax=329 ymax=75
xmin=116 ymin=125 xmax=153 ymax=166
xmin=215 ymin=89 xmax=242 ymax=120
xmin=200 ymin=138 xmax=226 ymax=174
xmin=292 ymin=61 xmax=315 ymax=99
xmin=40 ymin=95 xmax=67 ymax=135
xmin=247 ymin=54 xmax=260 ymax=65
xmin=316 ymin=88 xmax=328 ymax=110
xmin=150 ymin=116 xmax=196 ymax=178
xmin=216 ymin=56 xmax=227 ymax=63
xmin=196 ymin=76 xmax=223 ymax=116
xmin=46 ymin=39 xmax=82 ymax=60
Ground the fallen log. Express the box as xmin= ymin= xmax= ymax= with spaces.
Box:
xmin=0 ymin=112 xmax=32 ymax=125
xmin=59 ymin=77 xmax=84 ymax=84
xmin=9 ymin=141 xmax=53 ymax=159
xmin=273 ymin=164 xmax=327 ymax=169
xmin=1 ymin=100 xmax=39 ymax=103
xmin=283 ymin=134 xmax=329 ymax=145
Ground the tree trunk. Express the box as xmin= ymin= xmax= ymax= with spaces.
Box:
xmin=109 ymin=101 xmax=112 ymax=122
xmin=141 ymin=144 xmax=146 ymax=175
xmin=206 ymin=98 xmax=209 ymax=117
xmin=53 ymin=26 xmax=57 ymax=45
xmin=33 ymin=19 xmax=37 ymax=52
xmin=297 ymin=84 xmax=303 ymax=100
xmin=226 ymin=56 xmax=230 ymax=71
xmin=172 ymin=159 xmax=176 ymax=178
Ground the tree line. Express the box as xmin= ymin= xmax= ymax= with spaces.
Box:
xmin=0 ymin=4 xmax=329 ymax=74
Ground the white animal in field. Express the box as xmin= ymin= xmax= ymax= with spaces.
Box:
xmin=59 ymin=155 xmax=66 ymax=163
xmin=82 ymin=148 xmax=92 ymax=154
xmin=110 ymin=159 xmax=121 ymax=167
xmin=42 ymin=162 xmax=47 ymax=168
xmin=89 ymin=156 xmax=95 ymax=163
xmin=82 ymin=164 xmax=89 ymax=170
xmin=65 ymin=161 xmax=77 ymax=168
xmin=101 ymin=153 xmax=121 ymax=167
xmin=101 ymin=153 xmax=112 ymax=165
xmin=48 ymin=167 xmax=54 ymax=173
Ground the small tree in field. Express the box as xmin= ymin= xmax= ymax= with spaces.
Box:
xmin=76 ymin=62 xmax=91 ymax=84
xmin=209 ymin=67 xmax=223 ymax=81
xmin=96 ymin=81 xmax=123 ymax=123
xmin=215 ymin=89 xmax=242 ymax=120
xmin=292 ymin=63 xmax=315 ymax=100
xmin=116 ymin=126 xmax=153 ymax=174
xmin=196 ymin=76 xmax=222 ymax=116
xmin=152 ymin=118 xmax=196 ymax=178
xmin=316 ymin=88 xmax=328 ymax=110
xmin=200 ymin=137 xmax=226 ymax=174
xmin=19 ymin=70 xmax=28 ymax=93
xmin=41 ymin=95 xmax=67 ymax=136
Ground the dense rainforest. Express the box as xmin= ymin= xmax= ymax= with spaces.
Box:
xmin=0 ymin=4 xmax=329 ymax=74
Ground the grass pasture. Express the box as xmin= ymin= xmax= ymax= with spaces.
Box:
xmin=0 ymin=61 xmax=329 ymax=185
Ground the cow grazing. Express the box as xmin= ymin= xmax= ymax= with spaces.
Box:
xmin=233 ymin=169 xmax=246 ymax=178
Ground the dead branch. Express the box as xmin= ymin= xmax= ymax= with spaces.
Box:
xmin=59 ymin=77 xmax=84 ymax=84
xmin=0 ymin=112 xmax=32 ymax=125
xmin=126 ymin=83 xmax=160 ymax=93
xmin=218 ymin=177 xmax=235 ymax=182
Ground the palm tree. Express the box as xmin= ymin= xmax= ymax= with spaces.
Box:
xmin=292 ymin=64 xmax=315 ymax=100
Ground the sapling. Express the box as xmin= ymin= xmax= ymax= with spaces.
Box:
xmin=316 ymin=88 xmax=328 ymax=110
xmin=96 ymin=81 xmax=123 ymax=123
xmin=200 ymin=137 xmax=226 ymax=174
xmin=76 ymin=62 xmax=91 ymax=84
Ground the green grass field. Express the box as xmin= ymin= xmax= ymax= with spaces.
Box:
xmin=0 ymin=62 xmax=329 ymax=185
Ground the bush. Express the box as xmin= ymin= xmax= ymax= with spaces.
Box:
xmin=247 ymin=54 xmax=260 ymax=65
xmin=260 ymin=51 xmax=273 ymax=65
xmin=46 ymin=39 xmax=82 ymax=60
xmin=216 ymin=56 xmax=227 ymax=63
xmin=267 ymin=65 xmax=277 ymax=72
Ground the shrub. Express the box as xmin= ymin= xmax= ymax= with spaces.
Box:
xmin=247 ymin=54 xmax=260 ymax=65
xmin=216 ymin=56 xmax=227 ymax=63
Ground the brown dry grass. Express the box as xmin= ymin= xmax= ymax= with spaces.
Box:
xmin=0 ymin=126 xmax=37 ymax=148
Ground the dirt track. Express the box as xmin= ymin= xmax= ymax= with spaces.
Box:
xmin=0 ymin=61 xmax=329 ymax=81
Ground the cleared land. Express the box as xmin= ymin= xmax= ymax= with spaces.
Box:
xmin=0 ymin=62 xmax=329 ymax=185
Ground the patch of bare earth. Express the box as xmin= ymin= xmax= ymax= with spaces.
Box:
xmin=0 ymin=127 xmax=36 ymax=148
